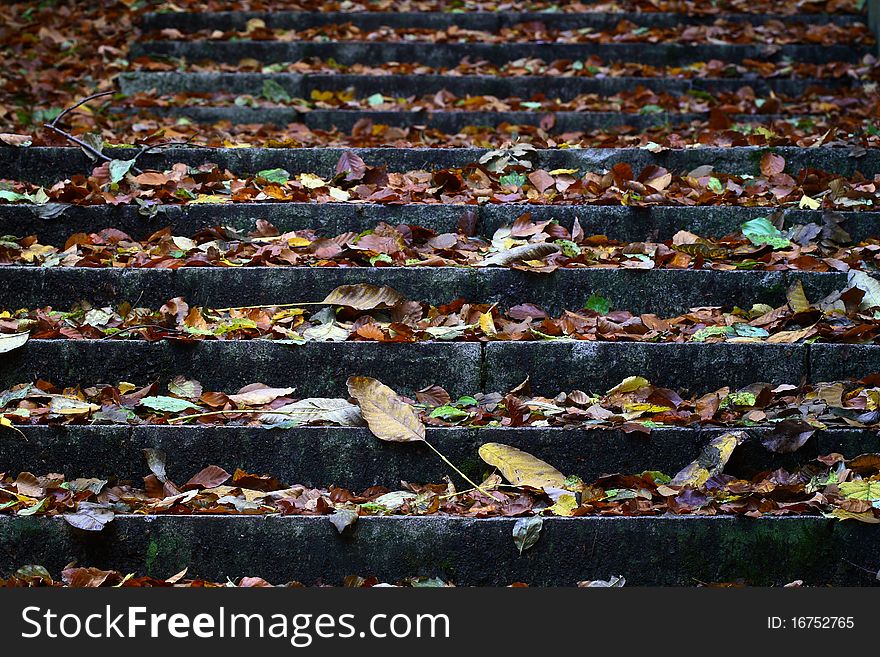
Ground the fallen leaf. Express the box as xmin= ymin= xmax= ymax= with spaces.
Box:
xmin=346 ymin=376 xmax=425 ymax=443
xmin=512 ymin=516 xmax=543 ymax=554
xmin=478 ymin=443 xmax=566 ymax=490
xmin=321 ymin=284 xmax=406 ymax=310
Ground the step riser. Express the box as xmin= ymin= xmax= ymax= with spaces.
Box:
xmin=2 ymin=516 xmax=876 ymax=585
xmin=0 ymin=268 xmax=850 ymax=316
xmin=3 ymin=205 xmax=877 ymax=245
xmin=131 ymin=42 xmax=869 ymax=66
xmin=119 ymin=72 xmax=857 ymax=98
xmin=1 ymin=341 xmax=875 ymax=396
xmin=5 ymin=147 xmax=877 ymax=184
xmin=3 ymin=426 xmax=877 ymax=489
xmin=140 ymin=10 xmax=870 ymax=32
xmin=117 ymin=107 xmax=808 ymax=132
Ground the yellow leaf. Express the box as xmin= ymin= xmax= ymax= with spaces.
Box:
xmin=0 ymin=416 xmax=26 ymax=441
xmin=346 ymin=376 xmax=425 ymax=443
xmin=786 ymin=280 xmax=810 ymax=313
xmin=118 ymin=382 xmax=137 ymax=394
xmin=287 ymin=237 xmax=312 ymax=247
xmin=831 ymin=509 xmax=880 ymax=523
xmin=607 ymin=376 xmax=650 ymax=395
xmin=548 ymin=493 xmax=578 ymax=517
xmin=479 ymin=311 xmax=496 ymax=336
xmin=300 ymin=173 xmax=327 ymax=189
xmin=191 ymin=194 xmax=227 ymax=204
xmin=548 ymin=168 xmax=579 ymax=175
xmin=798 ymin=195 xmax=820 ymax=210
xmin=478 ymin=442 xmax=566 ymax=490
xmin=328 ymin=187 xmax=350 ymax=202
xmin=667 ymin=431 xmax=747 ymax=489
xmin=623 ymin=403 xmax=673 ymax=413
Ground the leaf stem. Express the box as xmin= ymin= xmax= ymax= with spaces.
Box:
xmin=422 ymin=439 xmax=495 ymax=498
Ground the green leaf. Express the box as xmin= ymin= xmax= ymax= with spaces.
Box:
xmin=261 ymin=79 xmax=291 ymax=103
xmin=707 ymin=177 xmax=724 ymax=194
xmin=512 ymin=516 xmax=543 ymax=554
xmin=108 ymin=159 xmax=134 ymax=184
xmin=256 ymin=168 xmax=290 ymax=184
xmin=741 ymin=217 xmax=791 ymax=249
xmin=720 ymin=392 xmax=757 ymax=409
xmin=0 ymin=190 xmax=27 ymax=203
xmin=499 ymin=172 xmax=527 ymax=188
xmin=584 ymin=293 xmax=611 ymax=315
xmin=639 ymin=104 xmax=664 ymax=115
xmin=369 ymin=253 xmax=393 ymax=265
xmin=554 ymin=239 xmax=581 ymax=257
xmin=366 ymin=93 xmax=385 ymax=106
xmin=429 ymin=405 xmax=470 ymax=421
xmin=138 ymin=396 xmax=201 ymax=413
xmin=691 ymin=326 xmax=732 ymax=342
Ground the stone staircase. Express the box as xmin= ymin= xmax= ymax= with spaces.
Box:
xmin=1 ymin=3 xmax=879 ymax=585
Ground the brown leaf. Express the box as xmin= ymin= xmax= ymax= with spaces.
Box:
xmin=527 ymin=169 xmax=555 ymax=193
xmin=346 ymin=376 xmax=425 ymax=443
xmin=184 ymin=465 xmax=231 ymax=490
xmin=321 ymin=283 xmax=407 ymax=310
xmin=760 ymin=152 xmax=786 ymax=178
xmin=336 ymin=151 xmax=367 ymax=181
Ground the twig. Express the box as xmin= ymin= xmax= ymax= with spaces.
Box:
xmin=43 ymin=91 xmax=145 ymax=174
xmin=422 ymin=439 xmax=495 ymax=498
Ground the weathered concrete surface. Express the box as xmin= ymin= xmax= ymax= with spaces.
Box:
xmin=811 ymin=344 xmax=880 ymax=383
xmin=484 ymin=341 xmax=809 ymax=394
xmin=0 ymin=340 xmax=481 ymax=397
xmin=0 ymin=515 xmax=876 ymax=585
xmin=118 ymin=71 xmax=856 ymax=99
xmin=1 ymin=425 xmax=876 ymax=489
xmin=4 ymin=146 xmax=876 ymax=184
xmin=2 ymin=203 xmax=877 ymax=244
xmin=132 ymin=41 xmax=868 ymax=66
xmin=1 ymin=339 xmax=875 ymax=399
xmin=141 ymin=10 xmax=869 ymax=32
xmin=0 ymin=267 xmax=804 ymax=315
xmin=120 ymin=106 xmax=811 ymax=132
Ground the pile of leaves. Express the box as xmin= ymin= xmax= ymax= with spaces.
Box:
xmin=3 ymin=276 xmax=880 ymax=345
xmin=1 ymin=151 xmax=876 ymax=211
xmin=3 ymin=372 xmax=880 ymax=433
xmin=0 ymin=209 xmax=875 ymax=272
xmin=1 ymin=440 xmax=879 ymax=530
xmin=129 ymin=85 xmax=880 ymax=118
xmin=144 ymin=19 xmax=874 ymax=46
xmin=0 ymin=564 xmax=454 ymax=588
xmin=143 ymin=1 xmax=867 ymax=15
xmin=142 ymin=53 xmax=880 ymax=81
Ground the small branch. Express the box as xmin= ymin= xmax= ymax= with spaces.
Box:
xmin=422 ymin=439 xmax=496 ymax=498
xmin=47 ymin=90 xmax=114 ymax=129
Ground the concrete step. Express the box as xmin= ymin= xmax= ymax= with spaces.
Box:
xmin=117 ymin=106 xmax=818 ymax=132
xmin=0 ymin=267 xmax=850 ymax=315
xmin=3 ymin=424 xmax=877 ymax=489
xmin=1 ymin=515 xmax=876 ymax=585
xmin=4 ymin=146 xmax=876 ymax=184
xmin=130 ymin=41 xmax=870 ymax=67
xmin=118 ymin=71 xmax=859 ymax=99
xmin=140 ymin=10 xmax=870 ymax=33
xmin=0 ymin=340 xmax=875 ymax=397
xmin=4 ymin=204 xmax=874 ymax=245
